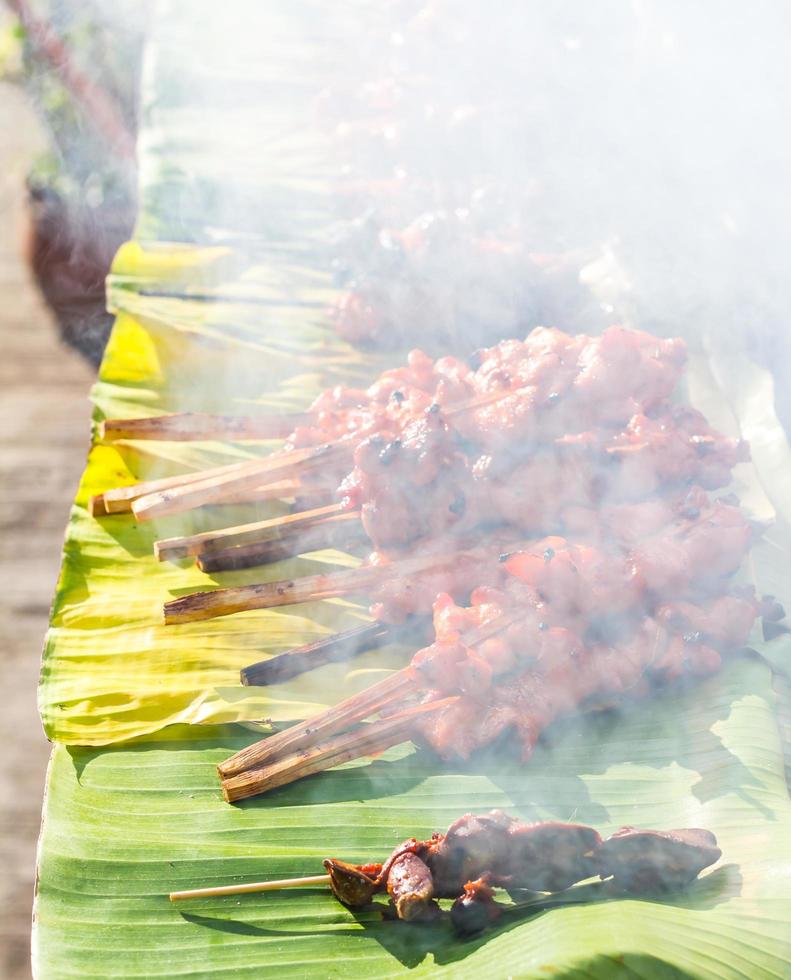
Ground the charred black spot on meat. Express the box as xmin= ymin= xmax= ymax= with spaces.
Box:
xmin=378 ymin=439 xmax=402 ymax=465
xmin=449 ymin=491 xmax=466 ymax=516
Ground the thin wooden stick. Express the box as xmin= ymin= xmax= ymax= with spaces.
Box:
xmin=218 ymin=669 xmax=418 ymax=779
xmin=132 ymin=444 xmax=347 ymax=522
xmin=155 ymin=503 xmax=350 ymax=562
xmin=88 ymin=495 xmax=109 ymax=517
xmin=200 ymin=503 xmax=348 ymax=555
xmin=94 ymin=477 xmax=301 ymax=518
xmin=444 ymin=386 xmax=516 ymax=418
xmin=163 ymin=564 xmax=379 ymax=624
xmin=220 ymin=697 xmax=458 ymax=802
xmin=196 ymin=515 xmax=366 ymax=573
xmin=101 ymin=412 xmax=307 ymax=442
xmin=163 ymin=550 xmax=458 ymax=625
xmin=94 ymin=457 xmax=289 ymax=516
xmin=240 ymin=620 xmax=418 ymax=686
xmin=169 ymin=874 xmax=331 ymax=902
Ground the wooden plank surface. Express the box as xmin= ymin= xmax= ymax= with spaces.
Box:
xmin=0 ymin=78 xmax=93 ymax=980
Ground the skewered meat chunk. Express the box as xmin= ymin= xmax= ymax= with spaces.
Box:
xmin=423 ymin=811 xmax=602 ymax=895
xmin=101 ymin=326 xmax=748 ymax=585
xmin=288 ymin=327 xmax=687 ymax=458
xmin=386 ymin=851 xmax=437 ymax=920
xmin=598 ymin=827 xmax=722 ymax=893
xmin=368 ymin=492 xmax=752 ymax=625
xmin=323 ymin=859 xmax=380 ymax=907
xmin=416 ymin=591 xmax=761 ymax=763
xmin=449 ymin=878 xmax=500 ymax=936
xmin=218 ymin=576 xmax=766 ymax=802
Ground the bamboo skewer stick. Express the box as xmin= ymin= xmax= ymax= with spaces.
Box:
xmin=92 ymin=478 xmax=301 ymax=518
xmin=199 ymin=503 xmax=348 ymax=555
xmin=168 ymin=872 xmax=609 ymax=906
xmin=92 ymin=457 xmax=294 ymax=516
xmin=220 ymin=697 xmax=459 ymax=802
xmin=100 ymin=412 xmax=307 ymax=442
xmin=240 ymin=620 xmax=417 ymax=686
xmin=98 ymin=379 xmax=567 ymax=510
xmin=169 ymin=874 xmax=332 ymax=902
xmin=443 ymin=385 xmax=530 ymax=419
xmin=163 ymin=550 xmax=460 ymax=625
xmin=163 ymin=564 xmax=381 ymax=624
xmin=154 ymin=503 xmax=351 ymax=562
xmin=94 ymin=377 xmax=582 ymax=520
xmin=132 ymin=444 xmax=347 ymax=522
xmin=219 ymin=669 xmax=418 ymax=779
xmin=196 ymin=516 xmax=367 ymax=574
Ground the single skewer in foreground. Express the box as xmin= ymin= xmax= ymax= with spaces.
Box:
xmin=169 ymin=810 xmax=721 ymax=936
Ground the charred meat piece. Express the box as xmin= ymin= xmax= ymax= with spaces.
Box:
xmin=386 ymin=851 xmax=438 ymax=921
xmin=450 ymin=877 xmax=501 ymax=936
xmin=598 ymin=827 xmax=721 ymax=893
xmin=323 ymin=858 xmax=380 ymax=907
xmin=424 ymin=810 xmax=515 ymax=896
xmin=422 ymin=811 xmax=601 ymax=894
xmin=504 ymin=821 xmax=602 ymax=892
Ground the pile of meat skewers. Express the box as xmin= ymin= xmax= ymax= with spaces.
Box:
xmin=95 ymin=325 xmax=782 ymax=802
xmin=170 ymin=810 xmax=722 ymax=936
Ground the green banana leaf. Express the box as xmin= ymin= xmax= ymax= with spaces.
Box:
xmin=33 ymin=655 xmax=791 ymax=978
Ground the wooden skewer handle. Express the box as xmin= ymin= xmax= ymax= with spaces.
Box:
xmin=169 ymin=874 xmax=331 ymax=902
xmin=133 ymin=444 xmax=345 ymax=522
xmin=240 ymin=619 xmax=428 ymax=686
xmin=101 ymin=412 xmax=306 ymax=442
xmin=196 ymin=517 xmax=365 ymax=574
xmin=94 ymin=457 xmax=283 ymax=516
xmin=220 ymin=697 xmax=458 ymax=802
xmin=241 ymin=621 xmax=394 ymax=686
xmin=155 ymin=502 xmax=347 ymax=562
xmin=164 ymin=550 xmax=459 ymax=625
xmin=218 ymin=669 xmax=416 ymax=778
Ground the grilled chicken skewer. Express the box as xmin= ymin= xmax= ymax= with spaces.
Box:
xmin=220 ymin=585 xmax=765 ymax=802
xmin=94 ymin=327 xmax=692 ymax=528
xmin=217 ymin=495 xmax=762 ymax=797
xmin=165 ymin=491 xmax=750 ymax=626
xmin=148 ymin=396 xmax=745 ymax=573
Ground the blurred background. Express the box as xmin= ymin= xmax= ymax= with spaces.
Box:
xmin=0 ymin=4 xmax=142 ymax=975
